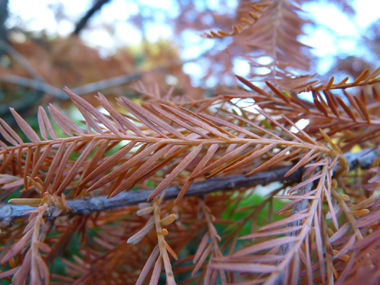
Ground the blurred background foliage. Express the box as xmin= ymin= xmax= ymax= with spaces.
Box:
xmin=0 ymin=0 xmax=379 ymax=129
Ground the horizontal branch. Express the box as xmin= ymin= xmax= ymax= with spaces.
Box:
xmin=0 ymin=147 xmax=378 ymax=221
xmin=1 ymin=167 xmax=302 ymax=221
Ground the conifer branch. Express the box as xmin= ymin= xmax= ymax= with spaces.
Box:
xmin=0 ymin=166 xmax=302 ymax=221
xmin=1 ymin=146 xmax=378 ymax=222
xmin=273 ymin=146 xmax=380 ymax=284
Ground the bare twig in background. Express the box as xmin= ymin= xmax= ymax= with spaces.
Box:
xmin=70 ymin=71 xmax=144 ymax=95
xmin=73 ymin=0 xmax=112 ymax=36
xmin=0 ymin=74 xmax=64 ymax=98
xmin=0 ymin=72 xmax=143 ymax=100
xmin=0 ymin=50 xmax=206 ymax=100
xmin=0 ymin=40 xmax=46 ymax=81
xmin=0 ymin=40 xmax=51 ymax=123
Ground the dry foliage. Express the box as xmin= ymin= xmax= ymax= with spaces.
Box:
xmin=1 ymin=1 xmax=380 ymax=285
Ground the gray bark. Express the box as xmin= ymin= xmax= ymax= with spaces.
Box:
xmin=0 ymin=147 xmax=379 ymax=222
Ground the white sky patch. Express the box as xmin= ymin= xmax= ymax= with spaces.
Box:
xmin=233 ymin=98 xmax=260 ymax=115
xmin=300 ymin=1 xmax=379 ymax=75
xmin=7 ymin=0 xmax=91 ymax=34
xmin=61 ymin=0 xmax=92 ymax=16
xmin=302 ymin=3 xmax=358 ymax=38
xmin=301 ymin=27 xmax=339 ymax=57
xmin=205 ymin=76 xmax=218 ymax=88
xmin=57 ymin=20 xmax=75 ymax=37
xmin=165 ymin=74 xmax=178 ymax=85
xmin=181 ymin=46 xmax=203 ymax=59
xmin=145 ymin=23 xmax=173 ymax=42
xmin=101 ymin=0 xmax=138 ymax=22
xmin=254 ymin=181 xmax=282 ymax=196
xmin=258 ymin=56 xmax=273 ymax=65
xmin=354 ymin=0 xmax=380 ymax=28
xmin=115 ymin=22 xmax=142 ymax=45
xmin=138 ymin=0 xmax=174 ymax=10
xmin=290 ymin=119 xmax=309 ymax=133
xmin=183 ymin=62 xmax=203 ymax=85
xmin=337 ymin=38 xmax=357 ymax=52
xmin=81 ymin=29 xmax=116 ymax=51
xmin=207 ymin=0 xmax=223 ymax=10
xmin=298 ymin=90 xmax=313 ymax=103
xmin=233 ymin=59 xmax=250 ymax=77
